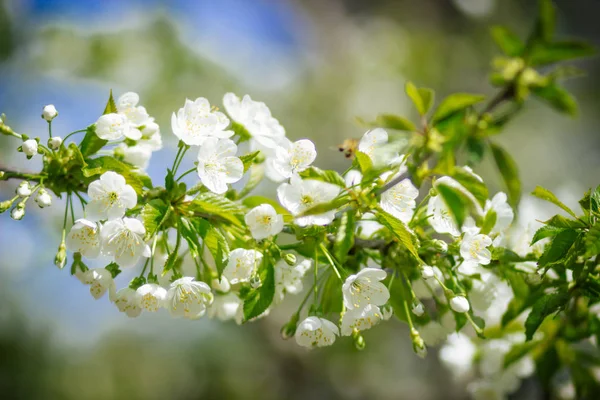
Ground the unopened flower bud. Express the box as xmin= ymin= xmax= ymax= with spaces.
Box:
xmin=0 ymin=197 xmax=17 ymax=213
xmin=450 ymin=295 xmax=470 ymax=313
xmin=381 ymin=304 xmax=393 ymax=321
xmin=10 ymin=205 xmax=25 ymax=220
xmin=283 ymin=253 xmax=297 ymax=266
xmin=353 ymin=331 xmax=366 ymax=351
xmin=55 ymin=238 xmax=67 ymax=269
xmin=250 ymin=275 xmax=261 ymax=289
xmin=35 ymin=188 xmax=52 ymax=208
xmin=211 ymin=276 xmax=231 ymax=293
xmin=280 ymin=313 xmax=299 ymax=339
xmin=22 ymin=139 xmax=38 ymax=157
xmin=42 ymin=105 xmax=58 ymax=122
xmin=141 ymin=121 xmax=159 ymax=136
xmin=410 ymin=328 xmax=427 ymax=358
xmin=48 ymin=136 xmax=62 ymax=150
xmin=421 ymin=266 xmax=435 ymax=280
xmin=16 ymin=181 xmax=32 ymax=197
xmin=432 ymin=239 xmax=448 ymax=252
xmin=412 ymin=301 xmax=425 ymax=316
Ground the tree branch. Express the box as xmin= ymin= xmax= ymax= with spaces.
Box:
xmin=0 ymin=168 xmax=45 ymax=182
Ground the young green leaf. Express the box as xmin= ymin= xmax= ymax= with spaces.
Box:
xmin=538 ymin=229 xmax=578 ymax=266
xmin=202 ymin=226 xmax=230 ymax=277
xmin=334 ymin=212 xmax=355 ymax=264
xmin=405 ymin=81 xmax=434 ymax=116
xmin=490 ymin=142 xmax=521 ymax=207
xmin=188 ymin=193 xmax=245 ymax=227
xmin=376 ymin=209 xmax=420 ymax=260
xmin=82 ymin=156 xmax=147 ymax=194
xmin=79 ymin=125 xmax=108 ymax=157
xmin=529 ymin=41 xmax=596 ymax=66
xmin=320 ymin=273 xmax=343 ymax=314
xmin=298 ymin=195 xmax=350 ymax=217
xmin=230 ymin=121 xmax=252 ymax=143
xmin=531 ymin=84 xmax=578 ymax=116
xmin=434 ymin=181 xmax=482 ymax=228
xmin=584 ymin=222 xmax=600 ymax=258
xmin=141 ymin=199 xmax=169 ymax=241
xmin=531 ymin=186 xmax=578 ymax=218
xmin=239 ymin=151 xmax=261 ymax=172
xmin=525 ymin=290 xmax=569 ymax=341
xmin=451 ymin=166 xmax=489 ymax=207
xmin=531 ymin=225 xmax=565 ymax=245
xmin=543 ymin=214 xmax=587 ymax=229
xmin=490 ymin=26 xmax=525 ymax=57
xmin=103 ymin=89 xmax=118 ymax=115
xmin=243 ymin=257 xmax=275 ymax=321
xmin=354 ymin=152 xmax=373 ymax=175
xmin=298 ymin=167 xmax=346 ymax=187
xmin=432 ymin=93 xmax=485 ymax=124
xmin=375 ymin=114 xmax=417 ymax=131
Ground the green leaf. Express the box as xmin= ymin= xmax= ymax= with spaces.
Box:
xmin=243 ymin=257 xmax=275 ymax=321
xmin=376 ymin=209 xmax=420 ymax=260
xmin=299 ymin=195 xmax=350 ymax=217
xmin=79 ymin=125 xmax=108 ymax=157
xmin=533 ymin=0 xmax=556 ymax=43
xmin=103 ymin=89 xmax=118 ymax=115
xmin=239 ymin=151 xmax=260 ymax=173
xmin=141 ymin=199 xmax=169 ymax=241
xmin=82 ymin=156 xmax=147 ymax=194
xmin=230 ymin=121 xmax=252 ymax=143
xmin=188 ymin=193 xmax=244 ymax=226
xmin=531 ymin=84 xmax=578 ymax=116
xmin=585 ymin=223 xmax=600 ymax=258
xmin=435 ymin=181 xmax=482 ymax=228
xmin=451 ymin=166 xmax=489 ymax=207
xmin=525 ymin=290 xmax=569 ymax=341
xmin=531 ymin=225 xmax=565 ymax=245
xmin=375 ymin=114 xmax=417 ymax=131
xmin=480 ymin=210 xmax=497 ymax=235
xmin=529 ymin=41 xmax=596 ymax=66
xmin=320 ymin=273 xmax=343 ymax=314
xmin=543 ymin=214 xmax=587 ymax=229
xmin=298 ymin=167 xmax=346 ymax=187
xmin=334 ymin=212 xmax=355 ymax=264
xmin=538 ymin=229 xmax=578 ymax=267
xmin=202 ymin=226 xmax=229 ymax=277
xmin=490 ymin=142 xmax=521 ymax=207
xmin=242 ymin=195 xmax=289 ymax=216
xmin=492 ymin=247 xmax=530 ymax=263
xmin=432 ymin=93 xmax=485 ymax=123
xmin=532 ymin=186 xmax=578 ymax=218
xmin=179 ymin=218 xmax=201 ymax=257
xmin=388 ymin=276 xmax=413 ymax=323
xmin=354 ymin=152 xmax=373 ymax=175
xmin=504 ymin=340 xmax=542 ymax=368
xmin=490 ymin=26 xmax=525 ymax=57
xmin=405 ymin=81 xmax=434 ymax=116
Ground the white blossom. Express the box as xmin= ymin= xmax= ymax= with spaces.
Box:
xmin=344 ymin=170 xmax=363 ymax=188
xmin=171 ymin=97 xmax=232 ymax=146
xmin=450 ymin=295 xmax=471 ymax=313
xmin=48 ymin=136 xmax=62 ymax=150
xmin=277 ymin=177 xmax=340 ymax=226
xmin=82 ymin=268 xmax=115 ymax=300
xmin=211 ymin=276 xmax=231 ymax=293
xmin=114 ymin=287 xmax=142 ymax=318
xmin=439 ymin=333 xmax=476 ymax=381
xmin=460 ymin=233 xmax=493 ymax=268
xmin=342 ymin=268 xmax=390 ymax=310
xmin=341 ymin=304 xmax=383 ymax=336
xmin=136 ymin=283 xmax=168 ymax=312
xmin=41 ymin=104 xmax=58 ymax=122
xmin=10 ymin=206 xmax=24 ymax=220
xmin=86 ymin=171 xmax=137 ymax=221
xmin=116 ymin=92 xmax=151 ymax=128
xmin=95 ymin=113 xmax=140 ymax=141
xmin=244 ymin=204 xmax=284 ymax=240
xmin=101 ymin=218 xmax=150 ymax=267
xmin=22 ymin=139 xmax=38 ymax=157
xmin=222 ymin=248 xmax=263 ymax=284
xmin=223 ymin=92 xmax=285 ymax=150
xmin=427 ymin=195 xmax=460 ymax=236
xmin=412 ymin=302 xmax=425 ymax=316
xmin=380 ymin=178 xmax=419 ymax=223
xmin=167 ymin=277 xmax=214 ymax=319
xmin=295 ymin=316 xmax=339 ymax=348
xmin=421 ymin=265 xmax=435 ymax=279
xmin=484 ymin=192 xmax=514 ymax=233
xmin=116 ymin=143 xmax=153 ymax=170
xmin=66 ymin=219 xmax=102 ymax=259
xmin=16 ymin=181 xmax=31 ymax=197
xmin=275 ymin=259 xmax=311 ymax=303
xmin=34 ymin=188 xmax=52 ymax=208
xmin=208 ymin=293 xmax=243 ymax=324
xmin=358 ymin=128 xmax=388 ymax=160
xmin=196 ymin=137 xmax=243 ymax=194
xmin=272 ymin=138 xmax=317 ymax=178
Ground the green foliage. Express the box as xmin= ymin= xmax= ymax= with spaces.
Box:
xmin=187 ymin=192 xmax=244 ymax=227
xmin=354 ymin=152 xmax=373 ymax=176
xmin=405 ymin=81 xmax=434 ymax=116
xmin=491 ymin=26 xmax=525 ymax=57
xmin=532 ymin=186 xmax=578 ymax=218
xmin=79 ymin=125 xmax=107 ymax=157
xmin=490 ymin=142 xmax=521 ymax=207
xmin=451 ymin=166 xmax=489 ymax=207
xmin=102 ymin=89 xmax=118 ymax=114
xmin=243 ymin=257 xmax=275 ymax=321
xmin=372 ymin=114 xmax=416 ymax=131
xmin=432 ymin=93 xmax=485 ymax=124
xmin=201 ymin=225 xmax=229 ymax=277
xmin=141 ymin=199 xmax=169 ymax=240
xmin=298 ymin=167 xmax=346 ymax=187
xmin=525 ymin=289 xmax=569 ymax=340
xmin=239 ymin=151 xmax=260 ymax=172
xmin=82 ymin=156 xmax=149 ymax=195
xmin=333 ymin=212 xmax=355 ymax=264
xmin=376 ymin=209 xmax=419 ymax=260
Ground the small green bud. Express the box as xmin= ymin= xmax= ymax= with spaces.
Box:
xmin=254 ymin=152 xmax=266 ymax=164
xmin=0 ymin=171 xmax=4 ymax=179
xmin=283 ymin=253 xmax=297 ymax=266
xmin=0 ymin=197 xmax=17 ymax=213
xmin=429 ymin=188 xmax=437 ymax=197
xmin=352 ymin=331 xmax=366 ymax=350
xmin=54 ymin=238 xmax=67 ymax=269
xmin=410 ymin=328 xmax=427 ymax=358
xmin=280 ymin=313 xmax=299 ymax=340
xmin=431 ymin=239 xmax=448 ymax=252
xmin=250 ymin=274 xmax=262 ymax=289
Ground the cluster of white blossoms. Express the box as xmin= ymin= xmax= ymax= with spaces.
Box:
xmin=95 ymin=92 xmax=163 ymax=170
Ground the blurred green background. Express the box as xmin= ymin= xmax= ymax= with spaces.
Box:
xmin=0 ymin=0 xmax=599 ymax=398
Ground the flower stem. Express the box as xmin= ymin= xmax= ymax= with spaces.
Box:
xmin=61 ymin=129 xmax=87 ymax=146
xmin=319 ymin=243 xmax=343 ymax=281
xmin=176 ymin=167 xmax=196 ymax=182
